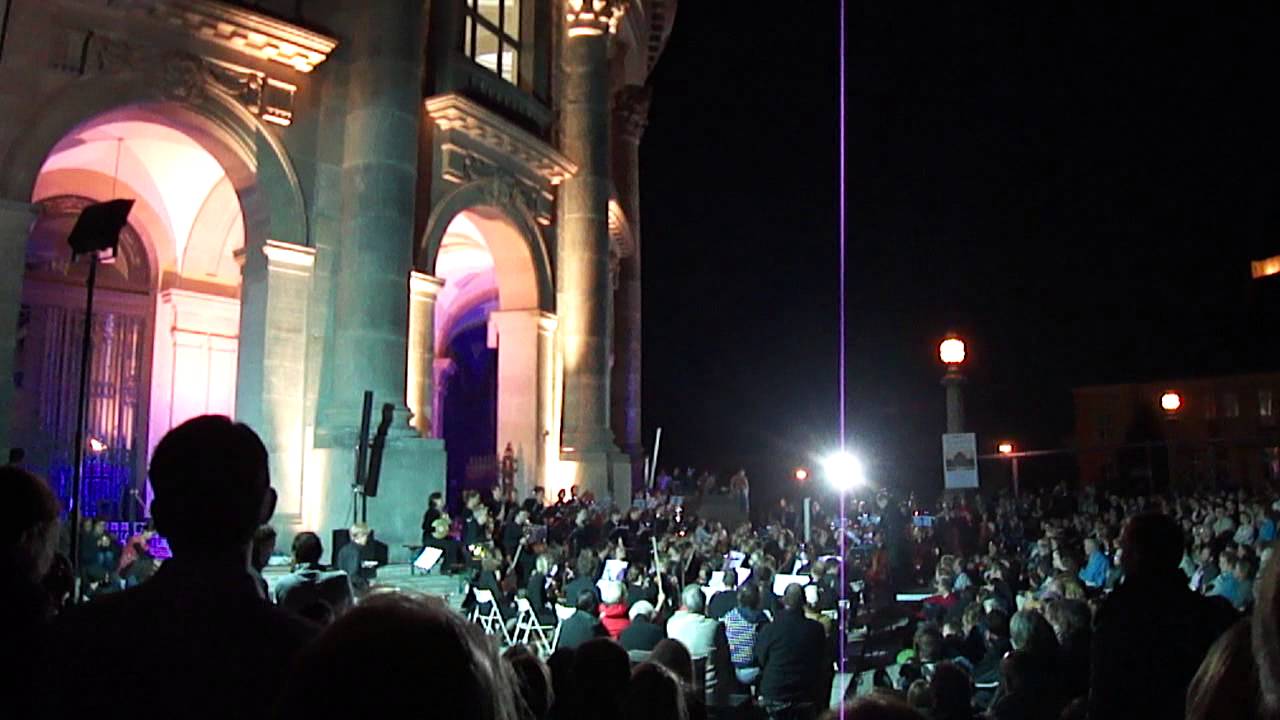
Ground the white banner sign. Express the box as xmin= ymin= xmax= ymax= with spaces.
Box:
xmin=942 ymin=433 xmax=979 ymax=489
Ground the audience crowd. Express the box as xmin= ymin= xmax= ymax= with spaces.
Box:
xmin=5 ymin=414 xmax=1280 ymax=720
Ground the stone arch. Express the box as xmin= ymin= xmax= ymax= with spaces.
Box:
xmin=417 ymin=177 xmax=555 ymax=314
xmin=0 ymin=69 xmax=307 ymax=253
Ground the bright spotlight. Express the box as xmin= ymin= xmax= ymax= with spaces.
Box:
xmin=87 ymin=437 xmax=108 ymax=454
xmin=997 ymin=442 xmax=1014 ymax=455
xmin=794 ymin=468 xmax=809 ymax=482
xmin=822 ymin=451 xmax=865 ymax=492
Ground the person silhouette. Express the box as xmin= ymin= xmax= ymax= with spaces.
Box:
xmin=46 ymin=415 xmax=318 ymax=719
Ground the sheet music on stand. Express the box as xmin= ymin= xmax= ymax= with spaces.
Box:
xmin=414 ymin=546 xmax=444 ymax=572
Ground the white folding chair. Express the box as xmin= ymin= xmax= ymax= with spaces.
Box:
xmin=514 ymin=596 xmax=556 ymax=656
xmin=550 ymin=603 xmax=577 ymax=650
xmin=470 ymin=588 xmax=513 ymax=645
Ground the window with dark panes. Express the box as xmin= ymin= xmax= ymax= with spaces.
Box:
xmin=462 ymin=0 xmax=521 ymax=84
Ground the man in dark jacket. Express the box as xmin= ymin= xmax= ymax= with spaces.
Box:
xmin=619 ymin=600 xmax=666 ymax=654
xmin=45 ymin=416 xmax=318 ymax=720
xmin=754 ymin=583 xmax=829 ymax=717
xmin=1089 ymin=512 xmax=1236 ymax=720
xmin=556 ymin=588 xmax=608 ymax=650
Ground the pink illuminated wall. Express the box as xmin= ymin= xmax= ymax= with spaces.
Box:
xmin=32 ymin=112 xmax=246 ymax=476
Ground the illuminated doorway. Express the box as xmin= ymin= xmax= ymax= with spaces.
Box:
xmin=12 ymin=109 xmax=245 ymax=520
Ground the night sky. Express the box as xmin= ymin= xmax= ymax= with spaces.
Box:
xmin=638 ymin=3 xmax=1278 ymax=501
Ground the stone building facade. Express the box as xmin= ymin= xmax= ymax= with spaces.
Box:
xmin=0 ymin=0 xmax=674 ymax=555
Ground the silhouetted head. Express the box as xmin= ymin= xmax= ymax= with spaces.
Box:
xmin=1119 ymin=512 xmax=1183 ymax=576
xmin=1 ymin=465 xmax=60 ymax=582
xmin=275 ymin=592 xmax=520 ymax=720
xmin=576 ymin=588 xmax=598 ymax=614
xmin=650 ymin=639 xmax=695 ymax=686
xmin=291 ymin=532 xmax=323 ymax=566
xmin=626 ymin=662 xmax=688 ymax=720
xmin=503 ymin=645 xmax=554 ymax=720
xmin=148 ymin=415 xmax=275 ymax=556
xmin=782 ymin=583 xmax=807 ymax=612
xmin=736 ymin=580 xmax=761 ymax=610
xmin=572 ymin=638 xmax=630 ymax=720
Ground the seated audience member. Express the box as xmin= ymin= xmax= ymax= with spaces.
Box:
xmin=651 ymin=639 xmax=706 ymax=720
xmin=504 ymin=645 xmax=555 ymax=720
xmin=1187 ymin=619 xmax=1257 ymax=720
xmin=669 ymin=583 xmax=739 ymax=710
xmin=1078 ymin=537 xmax=1110 ymax=589
xmin=250 ymin=524 xmax=277 ymax=596
xmin=336 ymin=522 xmax=378 ymax=593
xmin=2 ymin=465 xmax=61 ymax=716
xmin=754 ymin=583 xmax=828 ymax=719
xmin=1043 ymin=599 xmax=1092 ymax=703
xmin=824 ymin=692 xmax=927 ymax=720
xmin=1089 ymin=512 xmax=1236 ymax=720
xmin=627 ymin=662 xmax=690 ymax=720
xmin=272 ymin=531 xmax=354 ymax=622
xmin=599 ymin=580 xmax=631 ymax=639
xmin=276 ymin=592 xmax=521 ymax=720
xmin=424 ymin=516 xmax=465 ymax=572
xmin=117 ymin=524 xmax=159 ymax=587
xmin=922 ymin=573 xmax=959 ymax=622
xmin=47 ymin=415 xmax=319 ymax=720
xmin=898 ymin=626 xmax=946 ymax=689
xmin=556 ymin=588 xmax=608 ymax=650
xmin=620 ymin=600 xmax=666 ymax=655
xmin=547 ymin=647 xmax=579 ymax=720
xmin=571 ymin=638 xmax=632 ymax=720
xmin=722 ymin=581 xmax=769 ymax=686
xmin=987 ymin=651 xmax=1040 ymax=720
xmin=906 ymin=679 xmax=935 ymax=717
xmin=972 ymin=608 xmax=1011 ymax=689
xmin=929 ymin=661 xmax=977 ymax=720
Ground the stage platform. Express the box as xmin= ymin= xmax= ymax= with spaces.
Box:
xmin=263 ymin=563 xmax=470 ymax=610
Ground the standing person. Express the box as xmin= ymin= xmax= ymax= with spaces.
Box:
xmin=754 ymin=584 xmax=828 ymax=720
xmin=2 ymin=465 xmax=61 ymax=717
xmin=45 ymin=415 xmax=318 ymax=719
xmin=1089 ymin=513 xmax=1236 ymax=720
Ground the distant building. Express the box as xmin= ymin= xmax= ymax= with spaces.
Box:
xmin=1073 ymin=373 xmax=1280 ymax=490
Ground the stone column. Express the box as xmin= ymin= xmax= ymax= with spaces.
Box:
xmin=407 ymin=272 xmax=444 ymax=436
xmin=559 ymin=1 xmax=628 ymax=501
xmin=0 ymin=199 xmax=36 ymax=455
xmin=323 ymin=0 xmax=425 ymax=435
xmin=488 ymin=309 xmax=559 ymax=496
xmin=611 ymin=85 xmax=650 ymax=489
xmin=236 ymin=240 xmax=316 ymax=527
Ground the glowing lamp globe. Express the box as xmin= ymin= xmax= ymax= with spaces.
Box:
xmin=794 ymin=468 xmax=809 ymax=482
xmin=822 ymin=451 xmax=865 ymax=493
xmin=997 ymin=442 xmax=1014 ymax=455
xmin=939 ymin=337 xmax=966 ymax=365
xmin=1161 ymin=392 xmax=1182 ymax=413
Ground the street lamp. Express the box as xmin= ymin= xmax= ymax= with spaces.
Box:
xmin=998 ymin=441 xmax=1019 ymax=496
xmin=939 ymin=335 xmax=966 ymax=434
xmin=1160 ymin=391 xmax=1182 ymax=490
xmin=822 ymin=451 xmax=866 ymax=493
xmin=1161 ymin=391 xmax=1182 ymax=414
xmin=794 ymin=467 xmax=809 ymax=483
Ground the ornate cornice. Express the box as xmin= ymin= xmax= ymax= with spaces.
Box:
xmin=612 ymin=85 xmax=651 ymax=144
xmin=425 ymin=94 xmax=577 ymax=186
xmin=93 ymin=37 xmax=298 ymax=127
xmin=566 ymin=0 xmax=627 ymax=38
xmin=120 ymin=0 xmax=337 ymax=73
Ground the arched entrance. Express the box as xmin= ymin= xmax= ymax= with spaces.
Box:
xmin=12 ymin=108 xmax=245 ymax=520
xmin=430 ymin=204 xmax=557 ymax=501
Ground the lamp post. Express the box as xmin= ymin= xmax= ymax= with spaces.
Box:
xmin=939 ymin=336 xmax=966 ymax=434
xmin=998 ymin=441 xmax=1019 ymax=496
xmin=1160 ymin=391 xmax=1182 ymax=491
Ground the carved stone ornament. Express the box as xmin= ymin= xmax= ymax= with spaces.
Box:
xmin=613 ymin=85 xmax=652 ymax=143
xmin=566 ymin=0 xmax=627 ymax=37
